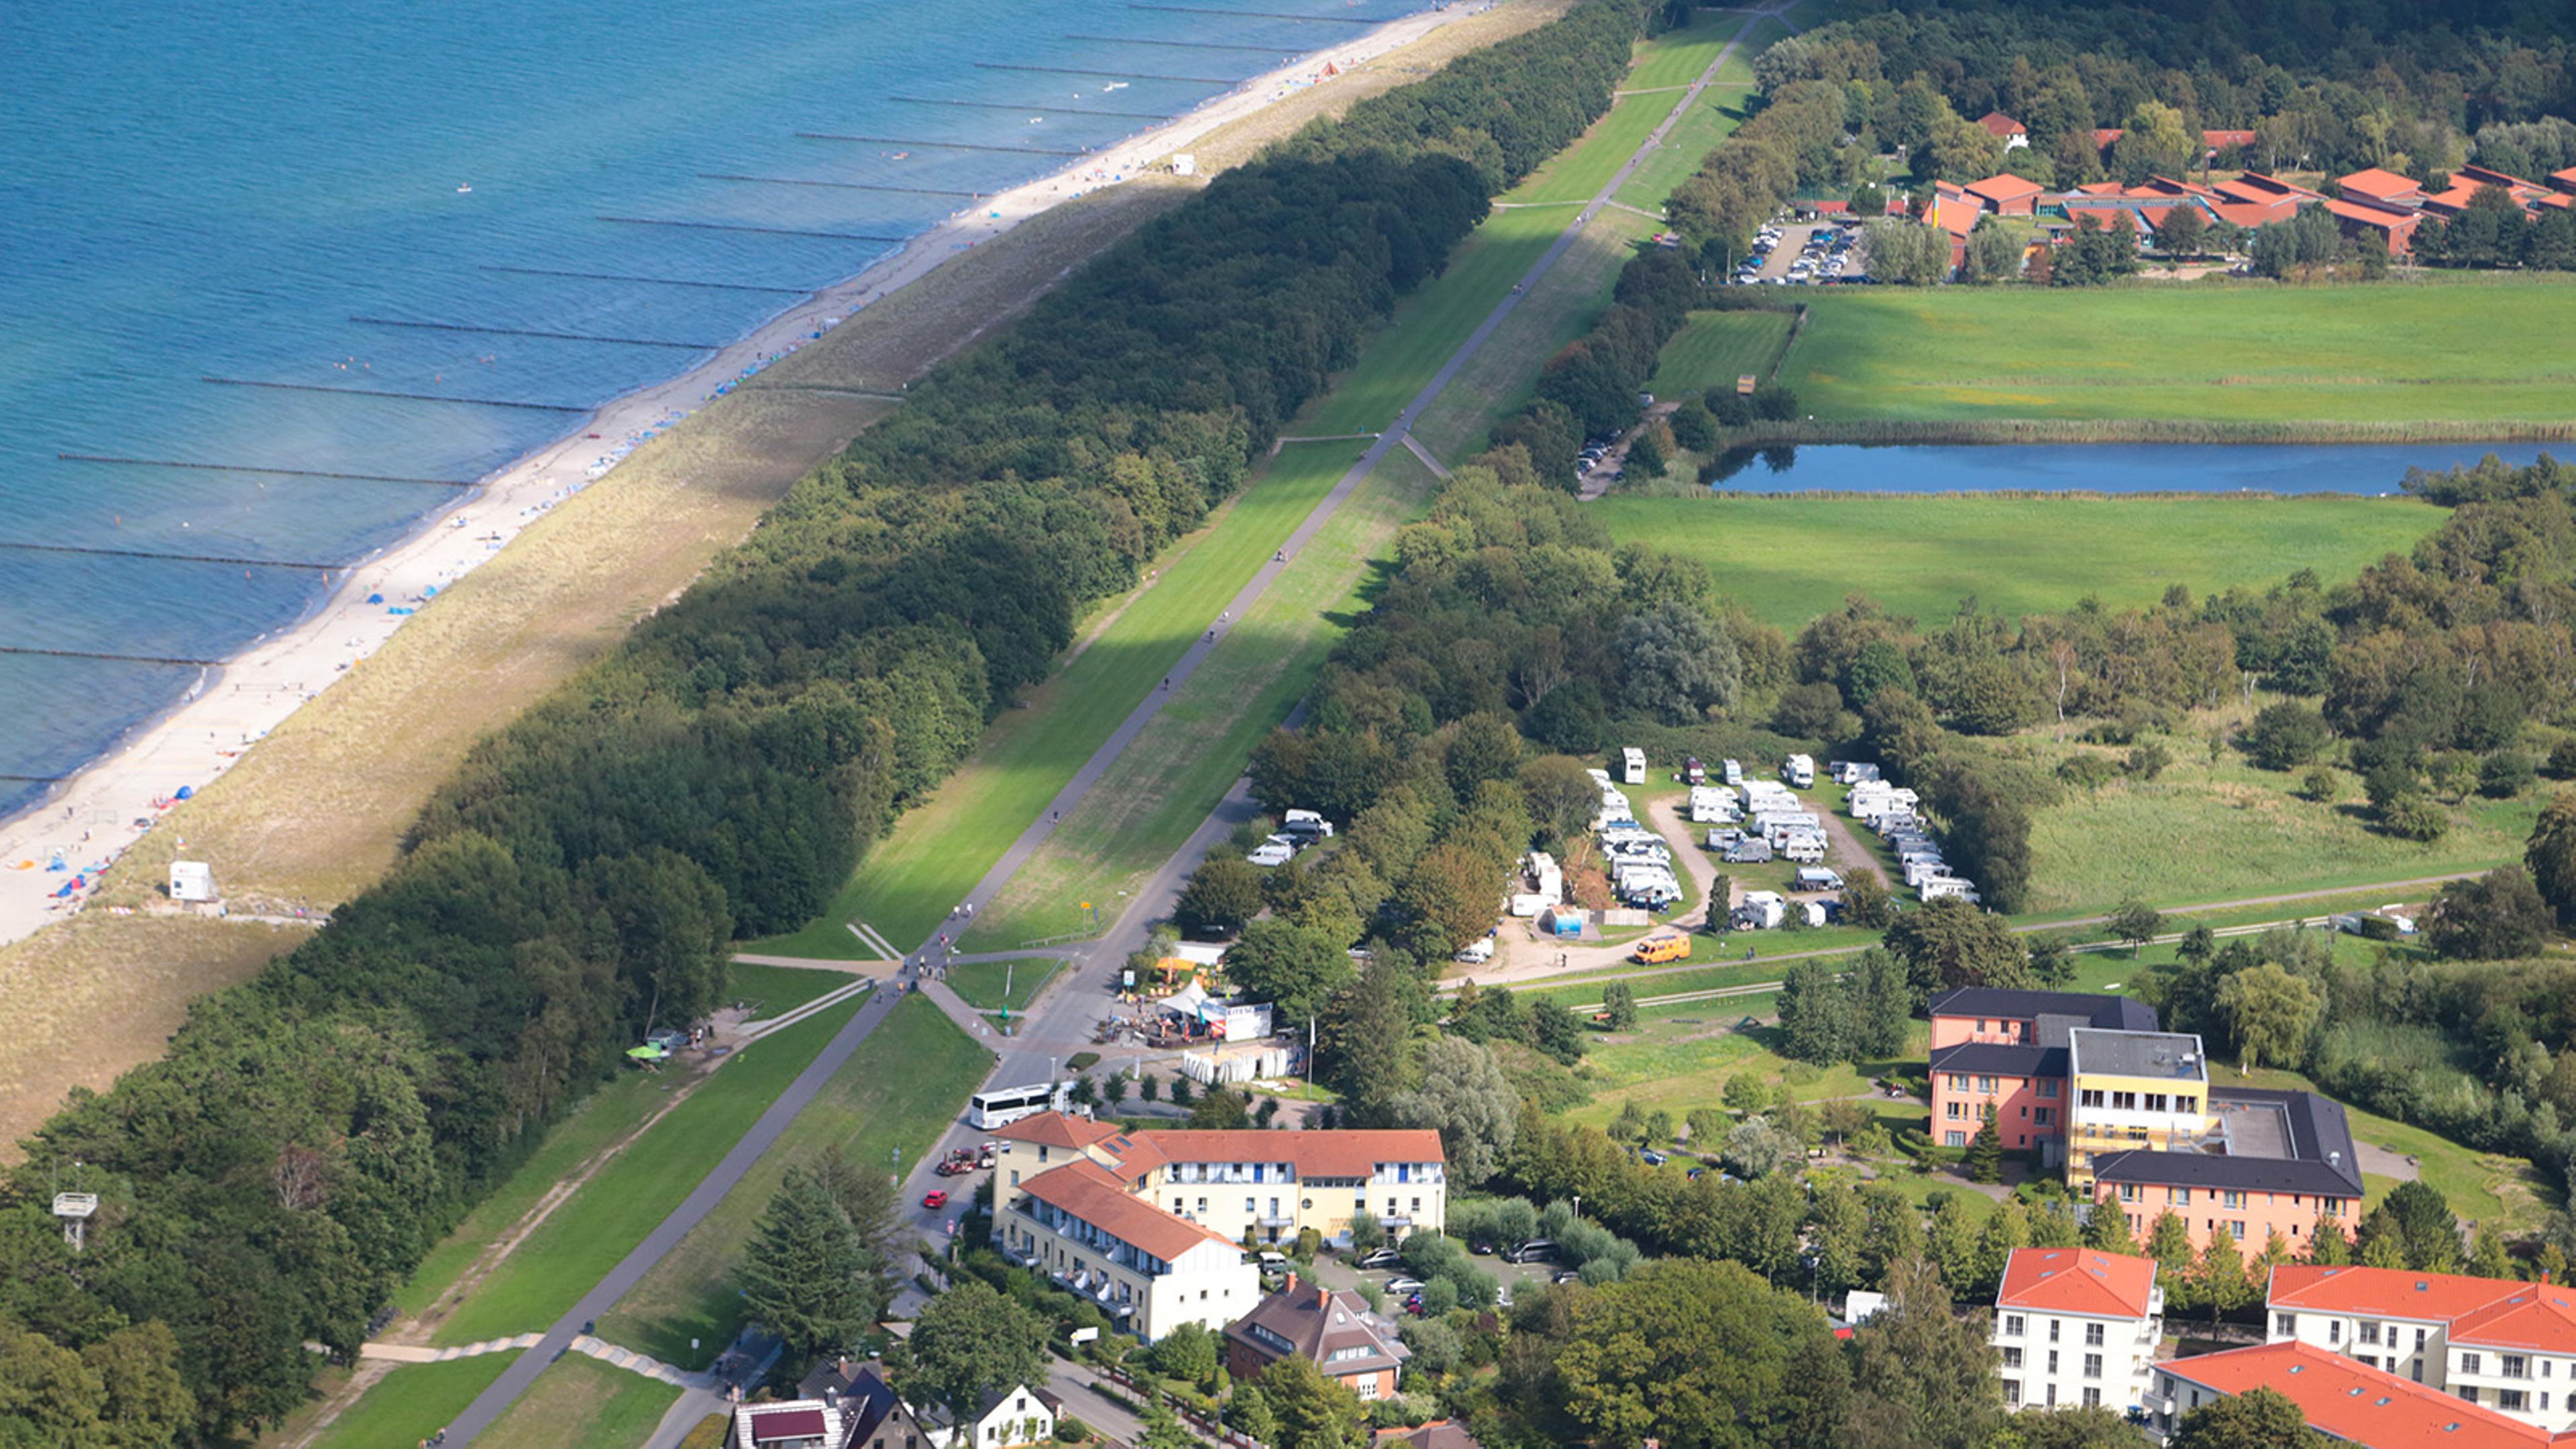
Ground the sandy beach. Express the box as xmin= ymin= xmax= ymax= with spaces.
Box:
xmin=0 ymin=3 xmax=1486 ymax=949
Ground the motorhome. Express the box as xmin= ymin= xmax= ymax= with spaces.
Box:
xmin=1280 ymin=809 xmax=1334 ymax=839
xmin=1782 ymin=753 xmax=1815 ymax=788
xmin=1621 ymin=746 xmax=1648 ymax=786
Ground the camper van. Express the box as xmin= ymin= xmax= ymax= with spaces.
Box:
xmin=1281 ymin=809 xmax=1335 ymax=839
xmin=1919 ymin=877 xmax=1981 ymax=904
xmin=1780 ymin=834 xmax=1827 ymax=864
xmin=1782 ymin=753 xmax=1816 ymax=788
xmin=1733 ymin=892 xmax=1786 ymax=930
xmin=1684 ymin=756 xmax=1707 ymax=785
xmin=1721 ymin=758 xmax=1744 ymax=786
xmin=1723 ymin=837 xmax=1773 ymax=864
xmin=1246 ymin=840 xmax=1295 ymax=867
xmin=1621 ymin=746 xmax=1648 ymax=786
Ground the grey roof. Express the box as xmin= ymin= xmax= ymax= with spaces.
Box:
xmin=2092 ymin=1088 xmax=2363 ymax=1197
xmin=1928 ymin=988 xmax=2158 ymax=1032
xmin=1226 ymin=1280 xmax=1405 ymax=1377
xmin=1930 ymin=1041 xmax=2067 ymax=1080
xmin=2069 ymin=1029 xmax=2208 ymax=1082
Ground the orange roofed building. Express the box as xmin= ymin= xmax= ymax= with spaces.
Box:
xmin=2147 ymin=1340 xmax=2576 ymax=1447
xmin=991 ymin=1113 xmax=1448 ymax=1340
xmin=1976 ymin=111 xmax=2029 ymax=148
xmin=1992 ymin=1247 xmax=2165 ymax=1413
xmin=1965 ymin=172 xmax=2046 ymax=216
xmin=2267 ymin=1265 xmax=2576 ymax=1430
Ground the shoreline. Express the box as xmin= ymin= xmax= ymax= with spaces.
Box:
xmin=0 ymin=0 xmax=1477 ymax=947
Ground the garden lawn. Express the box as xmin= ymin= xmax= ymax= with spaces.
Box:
xmin=596 ymin=994 xmax=989 ymax=1368
xmin=1594 ymin=492 xmax=2440 ymax=629
xmin=1776 ymin=278 xmax=2576 ymax=426
xmin=429 ymin=995 xmax=869 ymax=1346
xmin=1565 ymin=989 xmax=1925 ymax=1132
xmin=472 ymin=1354 xmax=682 ymax=1449
xmin=1648 ymin=311 xmax=1796 ymax=398
xmin=961 ymin=445 xmax=1442 ymax=951
xmin=309 ymin=1358 xmax=508 ymax=1449
xmin=948 ymin=957 xmax=1059 ymax=1013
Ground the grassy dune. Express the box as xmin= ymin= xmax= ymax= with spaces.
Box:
xmin=1776 ymin=278 xmax=2576 ymax=427
xmin=1595 ymin=492 xmax=2441 ymax=628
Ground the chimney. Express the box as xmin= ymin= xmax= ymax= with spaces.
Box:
xmin=1283 ymin=1271 xmax=1298 ymax=1296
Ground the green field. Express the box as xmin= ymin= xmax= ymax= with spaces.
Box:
xmin=726 ymin=960 xmax=857 ymax=1015
xmin=310 ymin=1358 xmax=509 ymax=1449
xmin=1775 ymin=279 xmax=2576 ymax=427
xmin=1648 ymin=310 xmax=1796 ymax=398
xmin=1613 ymin=16 xmax=1766 ymax=210
xmin=474 ymin=1355 xmax=682 ymax=1449
xmin=2022 ymin=731 xmax=2539 ymax=914
xmin=596 ymin=994 xmax=989 ymax=1368
xmin=948 ymin=957 xmax=1060 ymax=1013
xmin=1594 ymin=492 xmax=2441 ymax=628
xmin=429 ymin=996 xmax=869 ymax=1346
xmin=963 ymin=445 xmax=1443 ymax=951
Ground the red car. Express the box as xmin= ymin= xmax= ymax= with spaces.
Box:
xmin=922 ymin=1190 xmax=949 ymax=1210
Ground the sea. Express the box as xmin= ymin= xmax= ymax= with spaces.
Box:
xmin=0 ymin=0 xmax=1425 ymax=823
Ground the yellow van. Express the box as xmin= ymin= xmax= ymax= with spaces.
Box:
xmin=1631 ymin=934 xmax=1689 ymax=965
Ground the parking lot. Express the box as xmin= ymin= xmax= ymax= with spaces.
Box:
xmin=1731 ymin=217 xmax=1866 ymax=287
xmin=1301 ymin=1241 xmax=1587 ymax=1313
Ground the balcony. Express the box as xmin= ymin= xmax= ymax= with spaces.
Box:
xmin=1257 ymin=1213 xmax=1297 ymax=1228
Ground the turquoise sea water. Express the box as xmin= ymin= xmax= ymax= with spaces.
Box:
xmin=0 ymin=0 xmax=1419 ymax=820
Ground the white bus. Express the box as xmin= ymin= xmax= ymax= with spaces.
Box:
xmin=969 ymin=1081 xmax=1071 ymax=1130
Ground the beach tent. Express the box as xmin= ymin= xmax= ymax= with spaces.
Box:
xmin=625 ymin=1043 xmax=668 ymax=1063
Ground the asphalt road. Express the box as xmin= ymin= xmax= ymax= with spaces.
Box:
xmin=441 ymin=984 xmax=896 ymax=1445
xmin=442 ymin=11 xmax=1792 ymax=1436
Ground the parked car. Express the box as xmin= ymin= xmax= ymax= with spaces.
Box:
xmin=1385 ymin=1276 xmax=1427 ymax=1295
xmin=1356 ymin=1246 xmax=1401 ymax=1269
xmin=1506 ymin=1239 xmax=1560 ymax=1265
xmin=922 ymin=1189 xmax=949 ymax=1210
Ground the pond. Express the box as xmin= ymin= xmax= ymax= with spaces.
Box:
xmin=1702 ymin=441 xmax=2563 ymax=494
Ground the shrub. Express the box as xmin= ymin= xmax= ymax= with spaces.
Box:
xmin=2379 ymin=794 xmax=2450 ymax=841
xmin=2302 ymin=767 xmax=2341 ymax=803
xmin=2123 ymin=741 xmax=2172 ymax=780
xmin=1056 ymin=1418 xmax=1091 ymax=1443
xmin=2245 ymin=702 xmax=2332 ymax=769
xmin=2481 ymin=751 xmax=2536 ymax=798
xmin=2546 ymin=739 xmax=2576 ymax=779
xmin=2057 ymin=755 xmax=2120 ymax=791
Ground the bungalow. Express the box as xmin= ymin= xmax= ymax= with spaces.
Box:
xmin=1224 ymin=1275 xmax=1410 ymax=1400
xmin=1976 ymin=111 xmax=2030 ymax=149
xmin=2337 ymin=167 xmax=2424 ymax=207
xmin=2423 ymin=164 xmax=2568 ymax=219
xmin=1964 ymin=172 xmax=2046 ymax=217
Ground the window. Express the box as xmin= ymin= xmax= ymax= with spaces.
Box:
xmin=2230 ymin=1221 xmax=2247 ymax=1242
xmin=2460 ymin=1387 xmax=2481 ymax=1404
xmin=2047 ymin=1350 xmax=2059 ymax=1374
xmin=1356 ymin=1375 xmax=1381 ymax=1401
xmin=2506 ymin=1355 xmax=2530 ymax=1380
xmin=2084 ymin=1354 xmax=2103 ymax=1380
xmin=2035 ymin=1108 xmax=2054 ymax=1126
xmin=2003 ymin=1347 xmax=2024 ymax=1369
xmin=1950 ymin=1074 xmax=1970 ymax=1091
xmin=2118 ymin=1183 xmax=2139 ymax=1202
xmin=2502 ymin=1389 xmax=2529 ymax=1412
xmin=1979 ymin=1075 xmax=1998 ymax=1093
xmin=2361 ymin=1323 xmax=2381 ymax=1346
xmin=1945 ymin=1130 xmax=1968 ymax=1148
xmin=2041 ymin=1079 xmax=2061 ymax=1098
xmin=2330 ymin=1322 xmax=2343 ymax=1344
xmin=2223 ymin=1191 xmax=2245 ymax=1210
xmin=2004 ymin=1315 xmax=2026 ymax=1337
xmin=2050 ymin=1320 xmax=2062 ymax=1343
xmin=2463 ymin=1354 xmax=2483 ymax=1375
xmin=2416 ymin=1329 xmax=2428 ymax=1351
xmin=2082 ymin=1089 xmax=2106 ymax=1108
xmin=2276 ymin=1313 xmax=2298 ymax=1337
xmin=1947 ymin=1102 xmax=1966 ymax=1120
xmin=2145 ymin=1093 xmax=2169 ymax=1112
xmin=2085 ymin=1324 xmax=2106 ymax=1347
xmin=2003 ymin=1380 xmax=2021 ymax=1407
xmin=2177 ymin=1095 xmax=2199 ymax=1114
xmin=2170 ymin=1187 xmax=2192 ymax=1207
xmin=2083 ymin=1388 xmax=2103 ymax=1409
xmin=2113 ymin=1091 xmax=2139 ymax=1110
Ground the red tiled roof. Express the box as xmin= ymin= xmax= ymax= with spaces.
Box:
xmin=1929 ymin=194 xmax=1982 ymax=237
xmin=2218 ymin=172 xmax=2322 ymax=203
xmin=2451 ymin=1285 xmax=2576 ymax=1354
xmin=2093 ymin=128 xmax=2124 ymax=150
xmin=2212 ymin=201 xmax=2294 ymax=229
xmin=1998 ymin=1248 xmax=2158 ymax=1318
xmin=2268 ymin=1265 xmax=2525 ymax=1322
xmin=2339 ymin=168 xmax=2423 ymax=203
xmin=2202 ymin=129 xmax=2257 ymax=148
xmin=2553 ymin=166 xmax=2576 ymax=194
xmin=1975 ymin=111 xmax=2026 ymax=139
xmin=1018 ymin=1158 xmax=1239 ymax=1261
xmin=1109 ymin=1128 xmax=1444 ymax=1179
xmin=2457 ymin=164 xmax=2536 ymax=191
xmin=2141 ymin=175 xmax=2222 ymax=199
xmin=1965 ymin=173 xmax=2044 ymax=205
xmin=2161 ymin=1342 xmax=2558 ymax=1449
xmin=995 ymin=1111 xmax=1123 ymax=1153
xmin=2326 ymin=197 xmax=2421 ymax=233
xmin=749 ymin=1407 xmax=830 ymax=1444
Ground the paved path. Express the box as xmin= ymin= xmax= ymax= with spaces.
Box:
xmin=1400 ymin=433 xmax=1452 ymax=480
xmin=439 ymin=16 xmax=1796 ymax=1437
xmin=441 ymin=983 xmax=895 ymax=1445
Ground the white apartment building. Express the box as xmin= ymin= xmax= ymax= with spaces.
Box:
xmin=2267 ymin=1265 xmax=2576 ymax=1430
xmin=997 ymin=1157 xmax=1257 ymax=1342
xmin=995 ymin=1114 xmax=1448 ymax=1247
xmin=1994 ymin=1247 xmax=2165 ymax=1413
